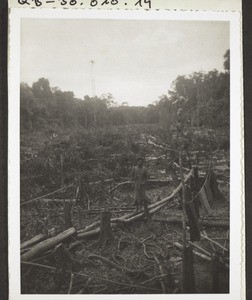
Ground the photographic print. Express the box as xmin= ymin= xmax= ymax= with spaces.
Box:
xmin=8 ymin=8 xmax=243 ymax=299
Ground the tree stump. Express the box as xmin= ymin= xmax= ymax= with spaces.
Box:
xmin=212 ymin=254 xmax=220 ymax=292
xmin=182 ymin=245 xmax=195 ymax=293
xmin=185 ymin=186 xmax=200 ymax=242
xmin=98 ymin=210 xmax=112 ymax=247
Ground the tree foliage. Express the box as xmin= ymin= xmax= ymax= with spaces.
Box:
xmin=157 ymin=50 xmax=230 ymax=130
xmin=20 ymin=50 xmax=229 ymax=133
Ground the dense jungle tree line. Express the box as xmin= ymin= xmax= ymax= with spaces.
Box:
xmin=20 ymin=50 xmax=229 ymax=133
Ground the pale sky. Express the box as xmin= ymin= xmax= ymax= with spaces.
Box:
xmin=20 ymin=19 xmax=229 ymax=106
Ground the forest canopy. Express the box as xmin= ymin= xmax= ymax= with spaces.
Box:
xmin=20 ymin=50 xmax=229 ymax=132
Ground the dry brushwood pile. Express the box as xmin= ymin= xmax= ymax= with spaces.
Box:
xmin=20 ymin=125 xmax=230 ymax=294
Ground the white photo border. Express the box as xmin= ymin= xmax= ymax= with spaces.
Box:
xmin=8 ymin=8 xmax=243 ymax=300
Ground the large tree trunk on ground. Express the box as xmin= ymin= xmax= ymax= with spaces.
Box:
xmin=77 ymin=169 xmax=195 ymax=239
xmin=112 ymin=169 xmax=195 ymax=225
xmin=21 ymin=227 xmax=76 ymax=262
xmin=76 ymin=169 xmax=195 ymax=241
xmin=21 ymin=234 xmax=44 ymax=250
xmin=77 ymin=227 xmax=100 ymax=239
xmin=21 ymin=228 xmax=55 ymax=251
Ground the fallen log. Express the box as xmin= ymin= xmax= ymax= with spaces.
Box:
xmin=78 ymin=169 xmax=195 ymax=237
xmin=112 ymin=202 xmax=177 ymax=224
xmin=21 ymin=228 xmax=56 ymax=250
xmin=109 ymin=181 xmax=132 ymax=192
xmin=110 ymin=179 xmax=172 ymax=192
xmin=78 ymin=221 xmax=101 ymax=234
xmin=21 ymin=227 xmax=77 ymax=262
xmin=37 ymin=199 xmax=75 ymax=203
xmin=77 ymin=212 xmax=140 ymax=239
xmin=152 ymin=218 xmax=229 ymax=229
xmin=21 ymin=234 xmax=44 ymax=250
xmin=174 ymin=242 xmax=211 ymax=262
xmin=77 ymin=209 xmax=139 ymax=235
xmin=78 ymin=169 xmax=193 ymax=239
xmin=112 ymin=169 xmax=194 ymax=225
xmin=77 ymin=227 xmax=100 ymax=239
xmin=148 ymin=168 xmax=194 ymax=210
xmin=78 ymin=206 xmax=228 ymax=241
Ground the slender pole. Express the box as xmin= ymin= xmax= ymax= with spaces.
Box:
xmin=197 ymin=84 xmax=200 ymax=128
xmin=90 ymin=60 xmax=95 ymax=97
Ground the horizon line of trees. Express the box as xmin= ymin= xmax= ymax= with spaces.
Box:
xmin=20 ymin=50 xmax=229 ymax=133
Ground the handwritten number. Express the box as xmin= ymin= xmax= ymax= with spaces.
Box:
xmin=70 ymin=0 xmax=77 ymax=4
xmin=135 ymin=0 xmax=141 ymax=7
xmin=61 ymin=0 xmax=67 ymax=4
xmin=135 ymin=0 xmax=151 ymax=8
xmin=101 ymin=0 xmax=118 ymax=5
xmin=144 ymin=0 xmax=151 ymax=8
xmin=90 ymin=0 xmax=98 ymax=6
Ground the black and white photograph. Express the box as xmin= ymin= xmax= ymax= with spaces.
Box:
xmin=8 ymin=8 xmax=243 ymax=299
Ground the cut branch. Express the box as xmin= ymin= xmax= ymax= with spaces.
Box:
xmin=188 ymin=241 xmax=212 ymax=257
xmin=154 ymin=256 xmax=167 ymax=293
xmin=201 ymin=234 xmax=229 ymax=252
xmin=174 ymin=242 xmax=211 ymax=262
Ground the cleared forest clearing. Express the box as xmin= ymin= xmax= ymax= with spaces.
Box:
xmin=20 ymin=124 xmax=229 ymax=294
